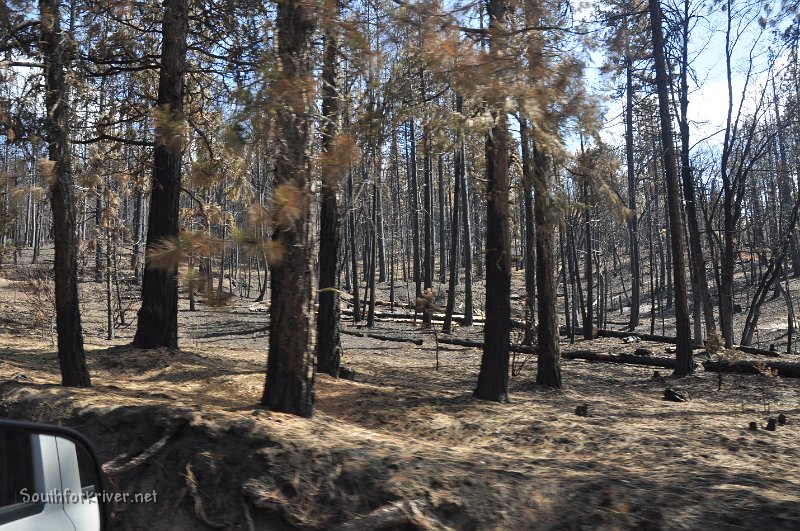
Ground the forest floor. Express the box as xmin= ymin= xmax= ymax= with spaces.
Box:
xmin=2 ymin=255 xmax=800 ymax=530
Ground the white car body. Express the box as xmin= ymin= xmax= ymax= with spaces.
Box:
xmin=0 ymin=433 xmax=100 ymax=531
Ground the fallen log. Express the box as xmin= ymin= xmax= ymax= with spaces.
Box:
xmin=367 ymin=333 xmax=423 ymax=345
xmin=702 ymin=360 xmax=800 ymax=378
xmin=437 ymin=337 xmax=535 ymax=353
xmin=566 ymin=327 xmax=781 ymax=358
xmin=437 ymin=337 xmax=678 ymax=369
xmin=725 ymin=345 xmax=781 ymax=358
xmin=340 ymin=329 xmax=365 ymax=338
xmin=563 ymin=350 xmax=679 ymax=369
xmin=340 ymin=329 xmax=424 ymax=345
xmin=435 ymin=337 xmax=483 ymax=349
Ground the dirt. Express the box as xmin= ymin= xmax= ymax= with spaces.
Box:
xmin=2 ymin=254 xmax=800 ymax=530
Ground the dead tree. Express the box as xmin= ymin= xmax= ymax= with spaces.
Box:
xmin=650 ymin=0 xmax=693 ymax=375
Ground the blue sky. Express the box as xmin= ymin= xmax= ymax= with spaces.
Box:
xmin=583 ymin=0 xmax=785 ymax=150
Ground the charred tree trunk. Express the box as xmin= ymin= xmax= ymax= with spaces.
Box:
xmin=474 ymin=0 xmax=510 ymax=401
xmin=348 ymin=170 xmax=360 ymax=322
xmin=438 ymin=155 xmax=447 ymax=284
xmin=262 ymin=0 xmax=316 ymax=417
xmin=94 ymin=192 xmax=103 ymax=282
xmin=520 ymin=117 xmax=536 ymax=345
xmin=131 ymin=189 xmax=143 ymax=281
xmin=367 ymin=170 xmax=378 ymax=327
xmin=534 ymin=143 xmax=561 ymax=388
xmin=625 ymin=58 xmax=640 ymax=330
xmin=443 ymin=99 xmax=464 ymax=334
xmin=583 ymin=177 xmax=593 ymax=339
xmin=560 ymin=225 xmax=571 ymax=339
xmin=422 ymin=114 xmax=433 ymax=327
xmin=677 ymin=0 xmax=715 ymax=340
xmin=772 ymin=79 xmax=800 ymax=276
xmin=391 ymin=130 xmax=403 ymax=300
xmin=650 ymin=0 xmax=693 ymax=375
xmin=316 ymin=23 xmax=341 ymax=377
xmin=377 ymin=184 xmax=386 ymax=283
xmin=408 ymin=120 xmax=422 ymax=301
xmin=40 ymin=0 xmax=91 ymax=387
xmin=460 ymin=143 xmax=474 ymax=325
xmin=133 ymin=0 xmax=188 ymax=350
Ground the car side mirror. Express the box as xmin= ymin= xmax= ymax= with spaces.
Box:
xmin=0 ymin=419 xmax=107 ymax=531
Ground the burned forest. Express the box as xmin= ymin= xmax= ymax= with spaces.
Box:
xmin=2 ymin=0 xmax=800 ymax=529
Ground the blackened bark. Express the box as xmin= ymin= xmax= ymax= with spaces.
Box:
xmin=391 ymin=131 xmax=403 ymax=294
xmin=772 ymin=79 xmax=800 ymax=276
xmin=408 ymin=120 xmax=421 ymax=299
xmin=422 ymin=111 xmax=433 ymax=327
xmin=475 ymin=0 xmax=511 ymax=401
xmin=519 ymin=117 xmax=536 ymax=345
xmin=475 ymin=115 xmax=510 ymax=401
xmin=625 ymin=58 xmax=640 ymax=330
xmin=566 ymin=224 xmax=578 ymax=342
xmin=583 ymin=177 xmax=593 ymax=339
xmin=343 ymin=218 xmax=351 ymax=289
xmin=533 ymin=142 xmax=561 ymax=388
xmin=262 ymin=0 xmax=316 ymax=416
xmin=438 ymin=155 xmax=447 ymax=284
xmin=131 ymin=189 xmax=143 ymax=281
xmin=94 ymin=193 xmax=103 ymax=282
xmin=367 ymin=171 xmax=378 ymax=327
xmin=316 ymin=26 xmax=341 ymax=377
xmin=377 ymin=184 xmax=386 ymax=283
xmin=650 ymin=0 xmax=693 ymax=375
xmin=560 ymin=225 xmax=571 ymax=338
xmin=348 ymin=170 xmax=360 ymax=322
xmin=133 ymin=0 xmax=187 ymax=350
xmin=473 ymin=174 xmax=484 ymax=280
xmin=718 ymin=1 xmax=740 ymax=348
xmin=569 ymin=221 xmax=586 ymax=322
xmin=677 ymin=3 xmax=715 ymax=339
xmin=443 ymin=97 xmax=464 ymax=334
xmin=460 ymin=145 xmax=474 ymax=326
xmin=255 ymin=252 xmax=269 ymax=302
xmin=40 ymin=0 xmax=91 ymax=387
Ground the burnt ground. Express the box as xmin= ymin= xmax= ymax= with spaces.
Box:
xmin=1 ymin=252 xmax=800 ymax=530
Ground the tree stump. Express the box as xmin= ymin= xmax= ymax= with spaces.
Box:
xmin=663 ymin=388 xmax=688 ymax=402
